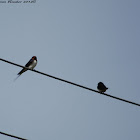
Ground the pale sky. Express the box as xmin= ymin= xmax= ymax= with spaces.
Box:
xmin=0 ymin=0 xmax=140 ymax=140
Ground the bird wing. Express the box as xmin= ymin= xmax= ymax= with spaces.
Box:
xmin=17 ymin=58 xmax=33 ymax=75
xmin=25 ymin=58 xmax=33 ymax=67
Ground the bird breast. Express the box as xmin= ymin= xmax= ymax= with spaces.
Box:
xmin=28 ymin=60 xmax=37 ymax=69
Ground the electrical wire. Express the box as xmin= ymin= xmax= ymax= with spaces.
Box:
xmin=0 ymin=131 xmax=27 ymax=140
xmin=0 ymin=58 xmax=140 ymax=107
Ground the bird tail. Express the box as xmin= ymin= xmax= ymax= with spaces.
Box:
xmin=14 ymin=68 xmax=27 ymax=82
xmin=14 ymin=75 xmax=21 ymax=82
xmin=18 ymin=68 xmax=27 ymax=75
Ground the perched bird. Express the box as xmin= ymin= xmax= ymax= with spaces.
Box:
xmin=15 ymin=56 xmax=37 ymax=80
xmin=97 ymin=82 xmax=108 ymax=93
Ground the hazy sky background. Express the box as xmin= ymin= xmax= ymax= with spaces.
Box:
xmin=0 ymin=0 xmax=140 ymax=140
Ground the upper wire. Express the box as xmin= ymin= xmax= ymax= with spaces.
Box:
xmin=0 ymin=58 xmax=140 ymax=107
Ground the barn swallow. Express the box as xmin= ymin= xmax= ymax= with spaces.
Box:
xmin=97 ymin=82 xmax=108 ymax=93
xmin=14 ymin=56 xmax=37 ymax=80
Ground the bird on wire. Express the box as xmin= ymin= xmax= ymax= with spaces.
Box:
xmin=97 ymin=82 xmax=108 ymax=93
xmin=14 ymin=56 xmax=37 ymax=81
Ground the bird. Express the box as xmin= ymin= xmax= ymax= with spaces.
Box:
xmin=97 ymin=82 xmax=108 ymax=93
xmin=15 ymin=56 xmax=37 ymax=80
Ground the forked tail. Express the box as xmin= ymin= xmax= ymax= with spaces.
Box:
xmin=14 ymin=75 xmax=21 ymax=82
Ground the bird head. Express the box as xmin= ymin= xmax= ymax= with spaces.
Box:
xmin=32 ymin=56 xmax=37 ymax=61
xmin=98 ymin=82 xmax=104 ymax=86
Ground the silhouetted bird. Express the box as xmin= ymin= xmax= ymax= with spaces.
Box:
xmin=97 ymin=82 xmax=108 ymax=93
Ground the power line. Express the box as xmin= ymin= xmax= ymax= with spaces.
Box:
xmin=0 ymin=58 xmax=140 ymax=107
xmin=0 ymin=131 xmax=27 ymax=140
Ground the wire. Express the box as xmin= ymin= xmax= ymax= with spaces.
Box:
xmin=0 ymin=58 xmax=140 ymax=107
xmin=0 ymin=131 xmax=27 ymax=140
